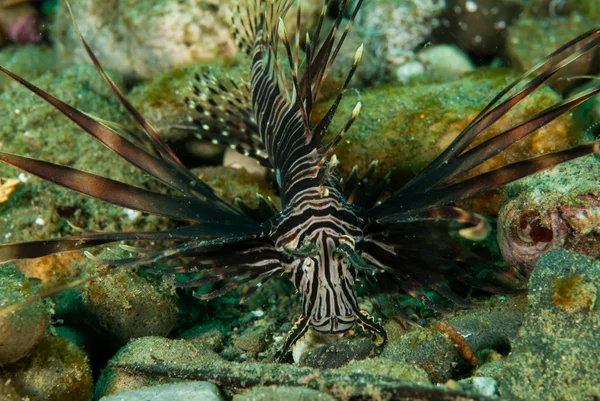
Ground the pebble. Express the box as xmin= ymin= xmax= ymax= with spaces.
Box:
xmin=100 ymin=382 xmax=223 ymax=401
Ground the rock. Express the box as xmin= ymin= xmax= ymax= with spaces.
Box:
xmin=304 ymin=338 xmax=375 ymax=369
xmin=0 ymin=265 xmax=48 ymax=366
xmin=498 ymin=156 xmax=600 ymax=275
xmin=0 ymin=374 xmax=21 ymax=401
xmin=4 ymin=336 xmax=92 ymax=401
xmin=355 ymin=0 xmax=444 ymax=80
xmin=72 ymin=248 xmax=179 ymax=344
xmin=53 ymin=0 xmax=238 ymax=79
xmin=458 ymin=377 xmax=498 ymax=398
xmin=233 ymin=386 xmax=335 ymax=401
xmin=100 ymin=382 xmax=223 ymax=401
xmin=381 ymin=321 xmax=456 ymax=383
xmin=231 ymin=324 xmax=272 ymax=358
xmin=97 ymin=336 xmax=443 ymax=400
xmin=0 ymin=64 xmax=174 ymax=246
xmin=53 ymin=0 xmax=323 ymax=79
xmin=505 ymin=16 xmax=599 ymax=91
xmin=443 ymin=295 xmax=526 ymax=355
xmin=499 ymin=250 xmax=600 ymax=401
xmin=192 ymin=166 xmax=279 ymax=210
xmin=0 ymin=44 xmax=56 ymax=92
xmin=318 ymin=68 xmax=581 ymax=215
xmin=437 ymin=0 xmax=523 ymax=56
xmin=417 ymin=44 xmax=474 ymax=79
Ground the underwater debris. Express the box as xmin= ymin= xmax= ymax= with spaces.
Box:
xmin=437 ymin=321 xmax=478 ymax=369
xmin=0 ymin=177 xmax=19 ymax=203
xmin=0 ymin=0 xmax=599 ymax=377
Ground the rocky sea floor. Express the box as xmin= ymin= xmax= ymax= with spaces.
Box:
xmin=0 ymin=0 xmax=599 ymax=400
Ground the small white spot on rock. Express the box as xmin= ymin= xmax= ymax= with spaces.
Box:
xmin=465 ymin=1 xmax=478 ymax=12
xmin=124 ymin=208 xmax=141 ymax=220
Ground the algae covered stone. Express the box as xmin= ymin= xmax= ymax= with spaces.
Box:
xmin=53 ymin=0 xmax=238 ymax=78
xmin=4 ymin=336 xmax=92 ymax=401
xmin=0 ymin=44 xmax=56 ymax=92
xmin=319 ymin=68 xmax=581 ymax=214
xmin=0 ymin=265 xmax=48 ymax=366
xmin=499 ymin=250 xmax=600 ymax=401
xmin=0 ymin=64 xmax=174 ymax=245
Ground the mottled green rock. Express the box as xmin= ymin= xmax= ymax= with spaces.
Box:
xmin=318 ymin=68 xmax=581 ymax=214
xmin=4 ymin=336 xmax=92 ymax=401
xmin=233 ymin=386 xmax=335 ymax=401
xmin=381 ymin=320 xmax=456 ymax=384
xmin=0 ymin=64 xmax=173 ymax=245
xmin=0 ymin=266 xmax=48 ymax=366
xmin=77 ymin=253 xmax=179 ymax=343
xmin=0 ymin=44 xmax=56 ymax=92
xmin=499 ymin=250 xmax=600 ymax=401
xmin=192 ymin=166 xmax=279 ymax=210
xmin=96 ymin=336 xmax=439 ymax=400
xmin=505 ymin=16 xmax=599 ymax=91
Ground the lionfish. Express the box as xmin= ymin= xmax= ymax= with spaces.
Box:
xmin=0 ymin=0 xmax=599 ymax=361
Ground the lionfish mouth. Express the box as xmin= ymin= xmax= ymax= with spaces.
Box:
xmin=311 ymin=315 xmax=357 ymax=334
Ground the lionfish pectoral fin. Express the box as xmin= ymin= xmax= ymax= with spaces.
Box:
xmin=276 ymin=314 xmax=309 ymax=363
xmin=356 ymin=310 xmax=387 ymax=348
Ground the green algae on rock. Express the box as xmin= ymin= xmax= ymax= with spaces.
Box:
xmin=75 ymin=249 xmax=179 ymax=344
xmin=505 ymin=16 xmax=599 ymax=91
xmin=0 ymin=265 xmax=48 ymax=366
xmin=319 ymin=68 xmax=582 ymax=214
xmin=3 ymin=335 xmax=93 ymax=401
xmin=94 ymin=335 xmax=503 ymax=400
xmin=0 ymin=64 xmax=174 ymax=245
xmin=499 ymin=250 xmax=600 ymax=401
xmin=0 ymin=44 xmax=56 ymax=92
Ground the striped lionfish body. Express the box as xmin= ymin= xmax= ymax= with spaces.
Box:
xmin=1 ymin=0 xmax=600 ymax=361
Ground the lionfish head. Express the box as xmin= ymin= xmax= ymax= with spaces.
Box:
xmin=284 ymin=234 xmax=360 ymax=334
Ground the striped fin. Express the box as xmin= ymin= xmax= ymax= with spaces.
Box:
xmin=357 ymin=222 xmax=511 ymax=312
xmin=243 ymin=0 xmax=365 ymax=204
xmin=369 ymin=28 xmax=600 ymax=221
xmin=186 ymin=70 xmax=271 ymax=167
